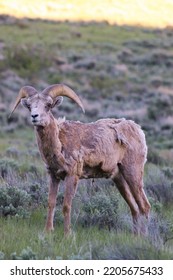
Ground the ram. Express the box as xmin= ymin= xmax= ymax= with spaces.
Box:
xmin=10 ymin=84 xmax=150 ymax=236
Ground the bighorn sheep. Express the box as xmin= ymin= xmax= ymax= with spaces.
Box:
xmin=10 ymin=84 xmax=150 ymax=236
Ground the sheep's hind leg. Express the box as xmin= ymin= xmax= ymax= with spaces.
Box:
xmin=45 ymin=175 xmax=60 ymax=232
xmin=63 ymin=175 xmax=79 ymax=236
xmin=113 ymin=173 xmax=140 ymax=234
xmin=118 ymin=163 xmax=151 ymax=236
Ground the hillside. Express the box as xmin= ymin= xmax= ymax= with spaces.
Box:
xmin=1 ymin=16 xmax=173 ymax=259
xmin=1 ymin=17 xmax=173 ymax=154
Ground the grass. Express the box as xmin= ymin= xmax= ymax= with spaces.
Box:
xmin=0 ymin=128 xmax=45 ymax=176
xmin=1 ymin=162 xmax=173 ymax=260
xmin=0 ymin=21 xmax=157 ymax=57
xmin=1 ymin=208 xmax=173 ymax=260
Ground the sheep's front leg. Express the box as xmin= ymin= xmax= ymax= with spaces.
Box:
xmin=45 ymin=174 xmax=60 ymax=232
xmin=63 ymin=175 xmax=79 ymax=236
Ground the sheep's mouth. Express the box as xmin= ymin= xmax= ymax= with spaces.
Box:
xmin=32 ymin=120 xmax=46 ymax=127
xmin=32 ymin=120 xmax=41 ymax=126
xmin=32 ymin=119 xmax=38 ymax=124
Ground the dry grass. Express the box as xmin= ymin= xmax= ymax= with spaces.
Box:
xmin=0 ymin=0 xmax=173 ymax=28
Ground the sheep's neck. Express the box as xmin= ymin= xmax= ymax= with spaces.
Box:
xmin=35 ymin=117 xmax=66 ymax=171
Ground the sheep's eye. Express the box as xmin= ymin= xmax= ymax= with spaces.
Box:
xmin=27 ymin=104 xmax=31 ymax=110
xmin=45 ymin=103 xmax=52 ymax=110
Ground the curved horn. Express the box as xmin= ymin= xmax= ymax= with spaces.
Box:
xmin=9 ymin=86 xmax=37 ymax=117
xmin=42 ymin=84 xmax=85 ymax=113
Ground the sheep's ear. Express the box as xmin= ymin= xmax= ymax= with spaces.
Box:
xmin=52 ymin=96 xmax=63 ymax=108
xmin=21 ymin=98 xmax=28 ymax=108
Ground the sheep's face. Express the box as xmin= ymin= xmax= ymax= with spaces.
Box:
xmin=21 ymin=94 xmax=63 ymax=127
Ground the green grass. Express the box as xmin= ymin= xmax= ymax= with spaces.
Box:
xmin=0 ymin=208 xmax=173 ymax=260
xmin=0 ymin=21 xmax=157 ymax=59
xmin=0 ymin=128 xmax=35 ymax=152
xmin=1 ymin=208 xmax=173 ymax=260
xmin=0 ymin=128 xmax=46 ymax=178
xmin=1 ymin=21 xmax=157 ymax=81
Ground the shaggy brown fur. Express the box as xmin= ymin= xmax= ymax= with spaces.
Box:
xmin=36 ymin=117 xmax=150 ymax=235
xmin=11 ymin=84 xmax=150 ymax=236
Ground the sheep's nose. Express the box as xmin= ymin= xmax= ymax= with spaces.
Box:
xmin=31 ymin=114 xmax=39 ymax=119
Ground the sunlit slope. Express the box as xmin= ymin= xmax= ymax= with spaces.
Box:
xmin=0 ymin=0 xmax=173 ymax=28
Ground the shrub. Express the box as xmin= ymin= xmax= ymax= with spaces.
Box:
xmin=27 ymin=182 xmax=48 ymax=206
xmin=0 ymin=252 xmax=5 ymax=260
xmin=147 ymin=94 xmax=173 ymax=120
xmin=11 ymin=247 xmax=37 ymax=260
xmin=81 ymin=191 xmax=119 ymax=230
xmin=162 ymin=167 xmax=173 ymax=179
xmin=0 ymin=158 xmax=19 ymax=178
xmin=147 ymin=148 xmax=166 ymax=165
xmin=149 ymin=197 xmax=162 ymax=214
xmin=145 ymin=164 xmax=173 ymax=205
xmin=0 ymin=185 xmax=31 ymax=218
xmin=100 ymin=242 xmax=173 ymax=260
xmin=148 ymin=213 xmax=173 ymax=246
xmin=6 ymin=45 xmax=50 ymax=78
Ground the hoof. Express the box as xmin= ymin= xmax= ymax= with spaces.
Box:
xmin=44 ymin=226 xmax=54 ymax=233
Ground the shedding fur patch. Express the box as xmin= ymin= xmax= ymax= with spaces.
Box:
xmin=108 ymin=124 xmax=128 ymax=147
xmin=56 ymin=116 xmax=66 ymax=126
xmin=115 ymin=130 xmax=128 ymax=146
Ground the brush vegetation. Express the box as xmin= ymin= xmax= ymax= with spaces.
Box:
xmin=1 ymin=17 xmax=173 ymax=259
